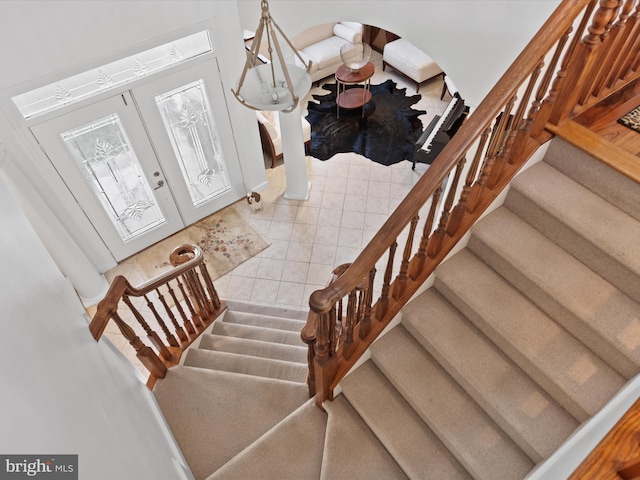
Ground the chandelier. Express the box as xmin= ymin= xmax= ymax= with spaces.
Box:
xmin=232 ymin=0 xmax=312 ymax=112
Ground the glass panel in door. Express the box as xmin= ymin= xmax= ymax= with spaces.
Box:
xmin=60 ymin=113 xmax=166 ymax=241
xmin=132 ymin=60 xmax=245 ymax=225
xmin=154 ymin=79 xmax=231 ymax=206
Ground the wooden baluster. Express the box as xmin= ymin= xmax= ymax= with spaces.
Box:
xmin=447 ymin=128 xmax=490 ymax=235
xmin=507 ymin=59 xmax=545 ymax=162
xmin=393 ymin=215 xmax=419 ymax=300
xmin=330 ymin=304 xmax=339 ymax=353
xmin=144 ymin=294 xmax=180 ymax=348
xmin=193 ymin=269 xmax=215 ymax=316
xmin=537 ymin=2 xmax=596 ymax=129
xmin=343 ymin=289 xmax=357 ymax=360
xmin=182 ymin=271 xmax=208 ymax=322
xmin=597 ymin=0 xmax=634 ymax=93
xmin=549 ymin=0 xmax=619 ymax=124
xmin=528 ymin=27 xmax=572 ymax=138
xmin=199 ymin=264 xmax=221 ymax=310
xmin=359 ymin=267 xmax=376 ymax=339
xmin=155 ymin=287 xmax=188 ymax=345
xmin=376 ymin=241 xmax=397 ymax=321
xmin=112 ymin=312 xmax=167 ymax=378
xmin=166 ymin=280 xmax=196 ymax=337
xmin=176 ymin=276 xmax=203 ymax=329
xmin=427 ymin=157 xmax=466 ymax=257
xmin=122 ymin=295 xmax=172 ymax=361
xmin=608 ymin=4 xmax=640 ymax=85
xmin=580 ymin=0 xmax=623 ymax=103
xmin=410 ymin=187 xmax=442 ymax=279
xmin=486 ymin=95 xmax=517 ymax=189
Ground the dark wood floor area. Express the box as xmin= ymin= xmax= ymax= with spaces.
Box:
xmin=548 ymin=78 xmax=640 ymax=184
xmin=574 ymin=79 xmax=640 ymax=158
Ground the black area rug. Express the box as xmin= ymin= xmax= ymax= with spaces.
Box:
xmin=305 ymin=79 xmax=426 ymax=166
xmin=618 ymin=105 xmax=640 ymax=133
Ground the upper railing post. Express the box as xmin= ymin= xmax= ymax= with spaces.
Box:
xmin=548 ymin=0 xmax=620 ymax=124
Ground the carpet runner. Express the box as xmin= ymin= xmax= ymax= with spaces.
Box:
xmin=152 ymin=138 xmax=640 ymax=479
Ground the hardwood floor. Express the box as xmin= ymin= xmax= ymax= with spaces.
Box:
xmin=548 ymin=78 xmax=640 ymax=184
xmin=574 ymin=78 xmax=640 ymax=158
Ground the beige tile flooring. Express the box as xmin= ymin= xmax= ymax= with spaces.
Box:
xmin=98 ymin=50 xmax=450 ymax=371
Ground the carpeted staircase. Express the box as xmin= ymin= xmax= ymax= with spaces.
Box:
xmin=153 ymin=138 xmax=640 ymax=479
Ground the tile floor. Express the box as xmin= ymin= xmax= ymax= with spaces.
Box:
xmin=203 ymin=50 xmax=449 ymax=311
xmin=99 ymin=50 xmax=450 ymax=370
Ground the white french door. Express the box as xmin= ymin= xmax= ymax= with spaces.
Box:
xmin=132 ymin=61 xmax=245 ymax=225
xmin=30 ymin=60 xmax=245 ymax=261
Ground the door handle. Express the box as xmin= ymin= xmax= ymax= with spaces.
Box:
xmin=154 ymin=180 xmax=165 ymax=190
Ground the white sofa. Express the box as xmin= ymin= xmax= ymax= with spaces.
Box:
xmin=292 ymin=22 xmax=364 ymax=83
xmin=256 ymin=110 xmax=311 ymax=168
xmin=382 ymin=38 xmax=444 ymax=92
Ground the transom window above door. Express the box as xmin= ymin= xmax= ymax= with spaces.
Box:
xmin=12 ymin=30 xmax=212 ymax=120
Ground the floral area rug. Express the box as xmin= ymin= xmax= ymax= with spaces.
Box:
xmin=305 ymin=79 xmax=426 ymax=166
xmin=618 ymin=105 xmax=640 ymax=133
xmin=133 ymin=205 xmax=269 ymax=281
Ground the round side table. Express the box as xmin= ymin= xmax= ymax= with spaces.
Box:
xmin=335 ymin=62 xmax=375 ymax=118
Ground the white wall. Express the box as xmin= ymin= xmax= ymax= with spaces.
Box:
xmin=0 ymin=170 xmax=192 ymax=479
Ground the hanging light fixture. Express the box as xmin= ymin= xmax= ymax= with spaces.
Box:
xmin=232 ymin=0 xmax=312 ymax=112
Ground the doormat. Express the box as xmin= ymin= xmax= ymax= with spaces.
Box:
xmin=132 ymin=204 xmax=270 ymax=281
xmin=618 ymin=105 xmax=640 ymax=133
xmin=305 ymin=79 xmax=426 ymax=166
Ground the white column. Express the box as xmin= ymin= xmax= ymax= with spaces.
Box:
xmin=0 ymin=142 xmax=109 ymax=305
xmin=279 ymin=105 xmax=311 ymax=200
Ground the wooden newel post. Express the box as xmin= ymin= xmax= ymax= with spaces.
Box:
xmin=112 ymin=312 xmax=167 ymax=378
xmin=312 ymin=310 xmax=336 ymax=408
xmin=301 ymin=314 xmax=318 ymax=398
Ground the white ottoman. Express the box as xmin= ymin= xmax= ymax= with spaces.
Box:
xmin=383 ymin=38 xmax=444 ymax=92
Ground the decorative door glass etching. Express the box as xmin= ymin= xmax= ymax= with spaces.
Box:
xmin=154 ymin=79 xmax=231 ymax=207
xmin=60 ymin=113 xmax=166 ymax=241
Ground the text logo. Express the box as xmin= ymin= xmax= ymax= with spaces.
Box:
xmin=0 ymin=455 xmax=77 ymax=479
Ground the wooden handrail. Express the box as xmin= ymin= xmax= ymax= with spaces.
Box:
xmin=304 ymin=0 xmax=640 ymax=408
xmin=89 ymin=244 xmax=225 ymax=379
xmin=303 ymin=0 xmax=594 ymax=407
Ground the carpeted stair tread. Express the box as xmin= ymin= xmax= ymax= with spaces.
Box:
xmin=543 ymin=138 xmax=640 ymax=223
xmin=182 ymin=348 xmax=307 ymax=383
xmin=469 ymin=206 xmax=640 ymax=379
xmin=198 ymin=333 xmax=307 ymax=363
xmin=341 ymin=361 xmax=472 ymax=480
xmin=321 ymin=394 xmax=409 ymax=480
xmin=211 ymin=320 xmax=303 ymax=347
xmin=152 ymin=365 xmax=308 ymax=480
xmin=225 ymin=299 xmax=309 ymax=321
xmin=371 ymin=326 xmax=534 ymax=480
xmin=506 ymin=160 xmax=640 ymax=304
xmin=223 ymin=310 xmax=306 ymax=332
xmin=206 ymin=399 xmax=326 ymax=480
xmin=435 ymin=249 xmax=626 ymax=421
xmin=402 ymin=288 xmax=578 ymax=462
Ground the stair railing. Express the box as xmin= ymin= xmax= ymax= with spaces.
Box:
xmin=303 ymin=0 xmax=640 ymax=407
xmin=89 ymin=244 xmax=224 ymax=380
